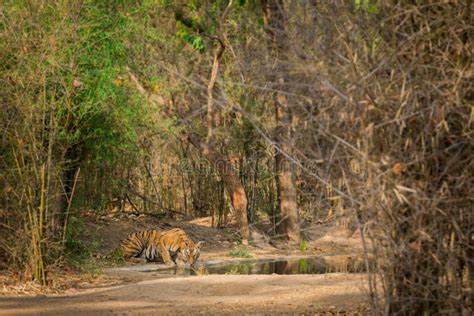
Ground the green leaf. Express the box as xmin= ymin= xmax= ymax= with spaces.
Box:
xmin=355 ymin=0 xmax=380 ymax=14
xmin=192 ymin=36 xmax=205 ymax=52
xmin=189 ymin=0 xmax=201 ymax=11
xmin=159 ymin=0 xmax=172 ymax=8
xmin=355 ymin=0 xmax=362 ymax=10
xmin=367 ymin=3 xmax=379 ymax=14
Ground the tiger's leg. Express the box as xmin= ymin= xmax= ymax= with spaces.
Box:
xmin=143 ymin=244 xmax=162 ymax=262
xmin=174 ymin=253 xmax=187 ymax=267
xmin=159 ymin=239 xmax=174 ymax=265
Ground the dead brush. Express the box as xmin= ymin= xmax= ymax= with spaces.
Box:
xmin=298 ymin=2 xmax=473 ymax=314
xmin=232 ymin=1 xmax=473 ymax=314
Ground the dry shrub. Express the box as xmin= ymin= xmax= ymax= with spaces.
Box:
xmin=231 ymin=1 xmax=472 ymax=313
xmin=287 ymin=2 xmax=473 ymax=314
xmin=365 ymin=3 xmax=472 ymax=314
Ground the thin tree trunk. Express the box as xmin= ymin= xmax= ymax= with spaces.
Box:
xmin=218 ymin=179 xmax=225 ymax=227
xmin=249 ymin=154 xmax=258 ymax=223
xmin=202 ymin=1 xmax=249 ymax=241
xmin=262 ymin=0 xmax=300 ymax=242
xmin=188 ymin=133 xmax=250 ymax=242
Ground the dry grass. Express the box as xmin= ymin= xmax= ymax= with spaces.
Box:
xmin=0 ymin=269 xmax=121 ymax=296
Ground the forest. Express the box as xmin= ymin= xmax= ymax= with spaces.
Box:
xmin=0 ymin=0 xmax=472 ymax=314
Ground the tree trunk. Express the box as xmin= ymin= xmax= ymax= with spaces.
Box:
xmin=188 ymin=133 xmax=250 ymax=243
xmin=262 ymin=0 xmax=300 ymax=242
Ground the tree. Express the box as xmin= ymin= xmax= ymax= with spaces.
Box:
xmin=261 ymin=0 xmax=300 ymax=242
xmin=170 ymin=1 xmax=251 ymax=242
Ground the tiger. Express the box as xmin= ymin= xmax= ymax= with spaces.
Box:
xmin=116 ymin=228 xmax=202 ymax=266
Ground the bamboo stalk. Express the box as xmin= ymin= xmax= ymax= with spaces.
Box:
xmin=12 ymin=144 xmax=46 ymax=285
xmin=38 ymin=164 xmax=46 ymax=285
xmin=60 ymin=167 xmax=81 ymax=259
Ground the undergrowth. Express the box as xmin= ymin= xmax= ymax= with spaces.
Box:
xmin=64 ymin=216 xmax=100 ymax=272
xmin=228 ymin=249 xmax=252 ymax=258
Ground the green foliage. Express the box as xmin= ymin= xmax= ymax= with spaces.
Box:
xmin=189 ymin=0 xmax=201 ymax=11
xmin=3 ymin=1 xmax=152 ymax=178
xmin=108 ymin=249 xmax=126 ymax=264
xmin=0 ymin=1 xmax=157 ymax=273
xmin=70 ymin=2 xmax=150 ymax=166
xmin=170 ymin=1 xmax=248 ymax=53
xmin=299 ymin=240 xmax=308 ymax=253
xmin=354 ymin=0 xmax=380 ymax=14
xmin=65 ymin=217 xmax=99 ymax=269
xmin=191 ymin=36 xmax=206 ymax=52
xmin=159 ymin=0 xmax=173 ymax=8
xmin=175 ymin=21 xmax=206 ymax=53
xmin=228 ymin=249 xmax=252 ymax=258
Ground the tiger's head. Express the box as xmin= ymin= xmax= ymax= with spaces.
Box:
xmin=178 ymin=241 xmax=203 ymax=266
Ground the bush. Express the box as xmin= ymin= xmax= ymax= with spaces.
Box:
xmin=228 ymin=249 xmax=252 ymax=258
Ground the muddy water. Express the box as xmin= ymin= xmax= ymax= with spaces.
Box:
xmin=146 ymin=256 xmax=365 ymax=276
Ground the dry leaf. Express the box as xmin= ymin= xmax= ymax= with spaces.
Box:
xmin=350 ymin=159 xmax=361 ymax=175
xmin=392 ymin=162 xmax=403 ymax=175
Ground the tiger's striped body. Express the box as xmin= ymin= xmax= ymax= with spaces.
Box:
xmin=118 ymin=228 xmax=202 ymax=266
xmin=118 ymin=229 xmax=164 ymax=262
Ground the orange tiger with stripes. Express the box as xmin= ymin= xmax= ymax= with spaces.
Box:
xmin=118 ymin=228 xmax=202 ymax=266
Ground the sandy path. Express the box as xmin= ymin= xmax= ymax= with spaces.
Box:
xmin=0 ymin=273 xmax=368 ymax=315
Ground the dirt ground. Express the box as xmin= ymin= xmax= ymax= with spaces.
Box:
xmin=0 ymin=214 xmax=371 ymax=315
xmin=0 ymin=274 xmax=369 ymax=315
